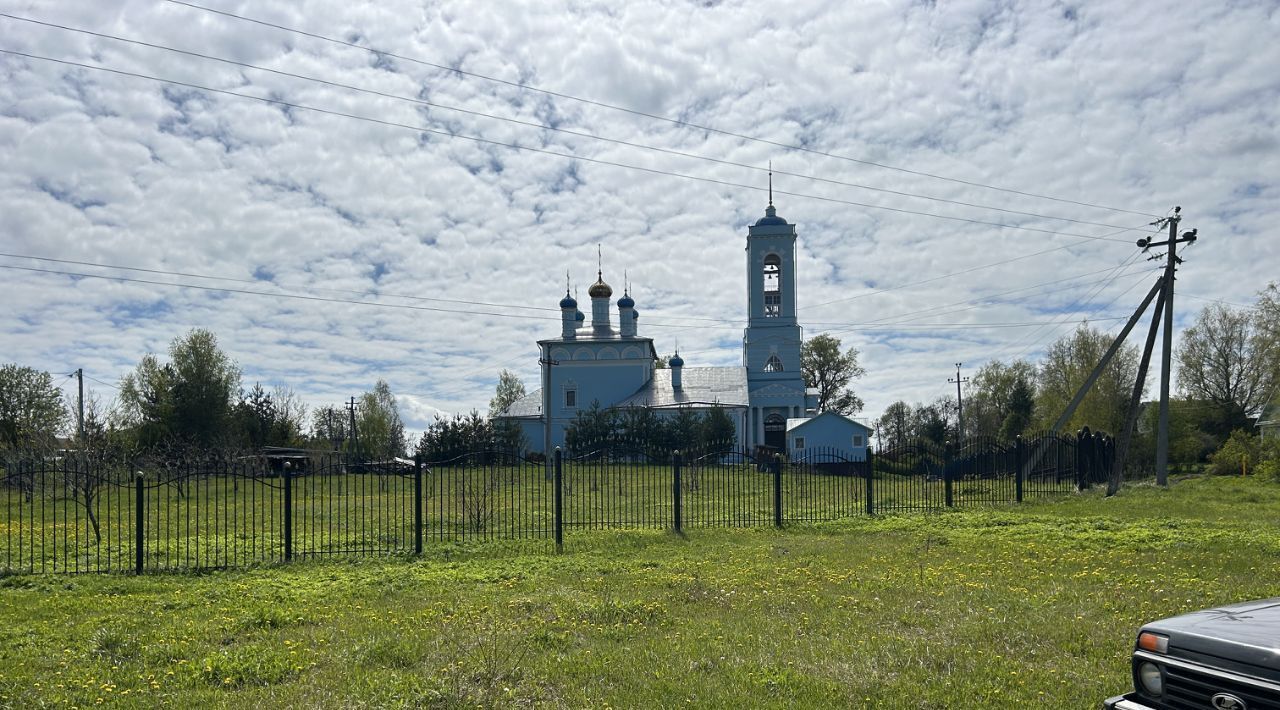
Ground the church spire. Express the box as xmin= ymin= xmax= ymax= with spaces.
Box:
xmin=768 ymin=160 xmax=773 ymax=207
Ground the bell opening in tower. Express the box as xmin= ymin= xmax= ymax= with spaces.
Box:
xmin=763 ymin=254 xmax=781 ymax=317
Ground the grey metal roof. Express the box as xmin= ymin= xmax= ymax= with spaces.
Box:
xmin=786 ymin=411 xmax=872 ymax=433
xmin=615 ymin=367 xmax=749 ymax=409
xmin=1259 ymin=392 xmax=1280 ymax=428
xmin=497 ymin=389 xmax=543 ymax=418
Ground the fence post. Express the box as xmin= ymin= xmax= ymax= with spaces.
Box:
xmin=773 ymin=453 xmax=783 ymax=528
xmin=1075 ymin=429 xmax=1088 ymax=491
xmin=1014 ymin=435 xmax=1025 ymax=503
xmin=283 ymin=462 xmax=293 ymax=562
xmin=553 ymin=448 xmax=563 ymax=552
xmin=134 ymin=471 xmax=145 ymax=575
xmin=413 ymin=459 xmax=423 ymax=555
xmin=672 ymin=450 xmax=683 ymax=534
xmin=944 ymin=441 xmax=954 ymax=508
xmin=865 ymin=446 xmax=875 ymax=515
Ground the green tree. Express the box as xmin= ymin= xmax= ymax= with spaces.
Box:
xmin=618 ymin=407 xmax=662 ymax=451
xmin=118 ymin=329 xmax=241 ymax=447
xmin=233 ymin=384 xmax=307 ymax=449
xmin=488 ymin=370 xmax=526 ymax=418
xmin=169 ymin=329 xmax=242 ymax=446
xmin=875 ymin=400 xmax=913 ymax=450
xmin=356 ymin=380 xmax=405 ymax=459
xmin=563 ymin=400 xmax=617 ymax=455
xmin=115 ymin=354 xmax=175 ymax=447
xmin=967 ymin=359 xmax=1037 ymax=437
xmin=698 ymin=407 xmax=737 ymax=453
xmin=309 ymin=404 xmax=350 ymax=450
xmin=1035 ymin=323 xmax=1140 ymax=435
xmin=415 ymin=411 xmax=495 ymax=460
xmin=801 ymin=334 xmax=867 ymax=414
xmin=912 ymin=396 xmax=955 ymax=446
xmin=1176 ymin=302 xmax=1275 ymax=439
xmin=1257 ymin=282 xmax=1280 ymax=367
xmin=0 ymin=364 xmax=68 ymax=450
xmin=998 ymin=376 xmax=1035 ymax=441
xmin=666 ymin=408 xmax=704 ymax=452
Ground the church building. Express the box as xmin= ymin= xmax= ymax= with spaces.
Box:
xmin=496 ymin=197 xmax=819 ymax=454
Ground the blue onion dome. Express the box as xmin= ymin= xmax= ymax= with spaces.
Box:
xmin=632 ymin=310 xmax=639 ymax=320
xmin=588 ymin=273 xmax=613 ymax=298
xmin=575 ymin=310 xmax=585 ymax=322
xmin=617 ymin=294 xmax=634 ymax=308
xmin=669 ymin=352 xmax=684 ymax=367
xmin=754 ymin=204 xmax=787 ymax=226
xmin=560 ymin=294 xmax=578 ymax=309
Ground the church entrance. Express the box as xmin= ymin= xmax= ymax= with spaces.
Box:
xmin=764 ymin=413 xmax=786 ymax=452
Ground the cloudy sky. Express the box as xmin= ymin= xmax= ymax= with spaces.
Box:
xmin=1 ymin=0 xmax=1277 ymax=438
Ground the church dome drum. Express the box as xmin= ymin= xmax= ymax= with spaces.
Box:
xmin=754 ymin=204 xmax=787 ymax=226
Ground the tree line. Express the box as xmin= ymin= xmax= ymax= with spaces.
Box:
xmin=873 ymin=283 xmax=1280 ymax=475
xmin=0 ymin=329 xmax=406 ymax=459
xmin=3 ymin=278 xmax=1275 ymax=475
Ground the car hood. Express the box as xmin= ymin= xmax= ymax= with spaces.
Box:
xmin=1144 ymin=598 xmax=1280 ymax=676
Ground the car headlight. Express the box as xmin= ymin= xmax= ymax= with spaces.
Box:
xmin=1138 ymin=661 xmax=1163 ymax=696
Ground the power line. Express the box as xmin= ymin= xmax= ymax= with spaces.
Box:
xmin=84 ymin=375 xmax=120 ymax=390
xmin=992 ymin=221 xmax=1167 ymax=361
xmin=0 ymin=251 xmax=563 ymax=315
xmin=1179 ymin=293 xmax=1255 ymax=309
xmin=801 ymin=229 xmax=1146 ymax=312
xmin=0 ymin=48 xmax=1138 ymax=244
xmin=0 ymin=262 xmax=1134 ymax=333
xmin=0 ymin=262 xmax=570 ymax=322
xmin=161 ymin=0 xmax=1161 ymax=220
xmin=1005 ymin=251 xmax=1148 ymax=362
xmin=0 ymin=12 xmax=1148 ymax=234
xmin=810 ymin=261 xmax=1159 ymax=337
xmin=0 ymin=251 xmax=1152 ymax=334
xmin=0 ymin=240 xmax=1155 ymax=331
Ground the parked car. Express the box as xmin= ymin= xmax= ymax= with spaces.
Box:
xmin=1104 ymin=597 xmax=1280 ymax=709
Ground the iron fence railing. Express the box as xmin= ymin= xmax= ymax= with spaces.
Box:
xmin=0 ymin=431 xmax=1118 ymax=574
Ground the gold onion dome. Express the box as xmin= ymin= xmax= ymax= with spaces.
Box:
xmin=588 ymin=272 xmax=612 ymax=298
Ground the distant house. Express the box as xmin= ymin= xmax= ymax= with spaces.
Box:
xmin=786 ymin=411 xmax=872 ymax=462
xmin=1258 ymin=391 xmax=1280 ymax=441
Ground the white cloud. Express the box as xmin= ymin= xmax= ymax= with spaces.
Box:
xmin=1 ymin=0 xmax=1277 ymax=432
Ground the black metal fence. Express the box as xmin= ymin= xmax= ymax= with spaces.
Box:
xmin=0 ymin=431 xmax=1117 ymax=575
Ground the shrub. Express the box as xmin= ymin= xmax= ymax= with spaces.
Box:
xmin=1208 ymin=430 xmax=1259 ymax=476
xmin=1256 ymin=438 xmax=1280 ymax=482
xmin=1208 ymin=429 xmax=1280 ymax=479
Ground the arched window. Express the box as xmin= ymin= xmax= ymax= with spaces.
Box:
xmin=764 ymin=355 xmax=784 ymax=372
xmin=762 ymin=254 xmax=781 ymax=317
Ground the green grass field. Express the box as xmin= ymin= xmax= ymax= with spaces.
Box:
xmin=1 ymin=474 xmax=1275 ymax=708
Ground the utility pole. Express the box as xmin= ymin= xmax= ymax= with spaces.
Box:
xmin=75 ymin=368 xmax=84 ymax=446
xmin=347 ymin=396 xmax=361 ymax=458
xmin=948 ymin=363 xmax=969 ymax=439
xmin=1035 ymin=208 xmax=1197 ymax=493
xmin=1136 ymin=207 xmax=1196 ymax=486
xmin=1156 ymin=209 xmax=1179 ymax=486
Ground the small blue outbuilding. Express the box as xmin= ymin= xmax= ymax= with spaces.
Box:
xmin=786 ymin=411 xmax=872 ymax=462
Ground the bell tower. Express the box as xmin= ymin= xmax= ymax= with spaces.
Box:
xmin=742 ymin=182 xmax=807 ymax=450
